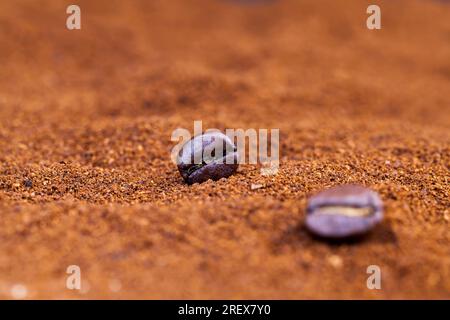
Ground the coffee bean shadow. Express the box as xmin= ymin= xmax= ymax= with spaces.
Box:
xmin=366 ymin=222 xmax=398 ymax=245
xmin=304 ymin=222 xmax=398 ymax=246
xmin=271 ymin=222 xmax=312 ymax=253
xmin=273 ymin=221 xmax=397 ymax=251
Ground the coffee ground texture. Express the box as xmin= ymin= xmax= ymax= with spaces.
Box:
xmin=0 ymin=0 xmax=449 ymax=299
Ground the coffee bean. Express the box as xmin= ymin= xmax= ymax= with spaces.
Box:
xmin=23 ymin=179 xmax=33 ymax=188
xmin=177 ymin=132 xmax=239 ymax=184
xmin=305 ymin=185 xmax=383 ymax=239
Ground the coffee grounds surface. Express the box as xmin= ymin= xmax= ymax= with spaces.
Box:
xmin=0 ymin=0 xmax=449 ymax=299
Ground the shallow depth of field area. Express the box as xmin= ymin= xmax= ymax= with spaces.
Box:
xmin=0 ymin=0 xmax=449 ymax=299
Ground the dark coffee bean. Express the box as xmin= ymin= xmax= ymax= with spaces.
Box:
xmin=305 ymin=185 xmax=383 ymax=239
xmin=23 ymin=179 xmax=33 ymax=188
xmin=177 ymin=132 xmax=239 ymax=184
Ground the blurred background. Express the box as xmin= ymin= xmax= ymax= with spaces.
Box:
xmin=0 ymin=0 xmax=449 ymax=299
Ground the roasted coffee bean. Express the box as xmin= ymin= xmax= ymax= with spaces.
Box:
xmin=305 ymin=185 xmax=383 ymax=239
xmin=177 ymin=132 xmax=239 ymax=184
xmin=23 ymin=179 xmax=33 ymax=188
